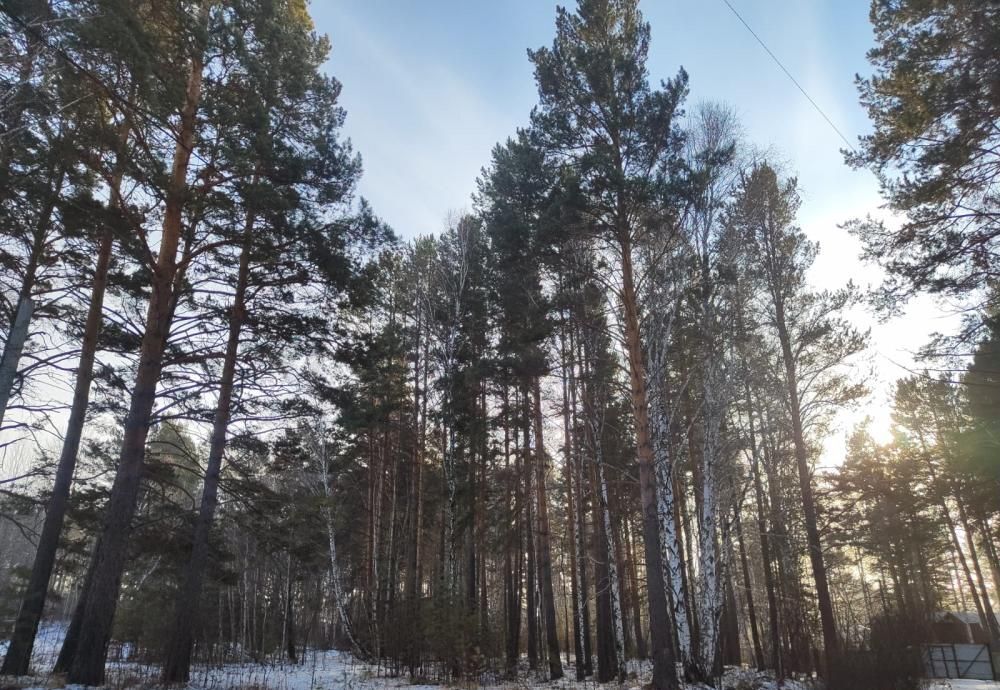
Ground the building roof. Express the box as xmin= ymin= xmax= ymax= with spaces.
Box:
xmin=932 ymin=611 xmax=982 ymax=625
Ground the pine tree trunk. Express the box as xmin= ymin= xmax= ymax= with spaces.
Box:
xmin=625 ymin=519 xmax=648 ymax=659
xmin=405 ymin=304 xmax=424 ymax=674
xmin=579 ymin=328 xmax=613 ymax=682
xmin=503 ymin=386 xmax=518 ymax=674
xmin=285 ymin=558 xmax=297 ymax=663
xmin=523 ymin=387 xmax=539 ymax=671
xmin=919 ymin=419 xmax=996 ymax=641
xmin=980 ymin=521 xmax=1000 ymax=612
xmin=569 ymin=321 xmax=593 ymax=676
xmin=591 ymin=455 xmax=615 ymax=683
xmin=855 ymin=548 xmax=874 ymax=621
xmin=507 ymin=387 xmax=524 ymax=673
xmin=53 ymin=557 xmax=93 ymax=673
xmin=957 ymin=500 xmax=1000 ymax=642
xmin=951 ymin=549 xmax=969 ymax=611
xmin=595 ymin=455 xmax=626 ymax=682
xmin=613 ymin=507 xmax=634 ymax=659
xmin=560 ymin=325 xmax=586 ymax=680
xmin=162 ymin=208 xmax=255 ymax=682
xmin=531 ymin=379 xmax=564 ymax=679
xmin=1 ymin=223 xmax=113 ymax=676
xmin=735 ymin=509 xmax=764 ymax=669
xmin=618 ymin=235 xmax=678 ymax=690
xmin=0 ymin=296 xmax=32 ymax=430
xmin=63 ymin=39 xmax=206 ymax=685
xmin=0 ymin=164 xmax=63 ymax=430
xmin=774 ymin=307 xmax=838 ymax=672
xmin=746 ymin=385 xmax=783 ymax=679
xmin=718 ymin=570 xmax=742 ymax=669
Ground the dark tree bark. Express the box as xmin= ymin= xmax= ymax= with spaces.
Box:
xmin=569 ymin=320 xmax=594 ymax=676
xmin=918 ymin=416 xmax=994 ymax=643
xmin=405 ymin=304 xmax=426 ymax=675
xmin=0 ymin=296 xmax=32 ymax=430
xmin=611 ymin=503 xmax=633 ymax=659
xmin=161 ymin=208 xmax=255 ymax=683
xmin=625 ymin=518 xmax=648 ymax=660
xmin=505 ymin=386 xmax=523 ymax=674
xmin=980 ymin=521 xmax=1000 ymax=614
xmin=532 ymin=378 xmax=563 ymax=679
xmin=591 ymin=455 xmax=615 ymax=683
xmin=285 ymin=560 xmax=297 ymax=663
xmin=718 ymin=571 xmax=742 ymax=669
xmin=745 ymin=375 xmax=782 ymax=679
xmin=62 ymin=41 xmax=205 ymax=685
xmin=619 ymin=235 xmax=678 ymax=689
xmin=523 ymin=387 xmax=538 ymax=671
xmin=1 ymin=225 xmax=113 ymax=676
xmin=774 ymin=303 xmax=839 ymax=670
xmin=560 ymin=324 xmax=586 ymax=680
xmin=53 ymin=554 xmax=95 ymax=673
xmin=957 ymin=500 xmax=1000 ymax=642
xmin=735 ymin=509 xmax=764 ymax=669
xmin=0 ymin=164 xmax=63 ymax=430
xmin=478 ymin=384 xmax=489 ymax=636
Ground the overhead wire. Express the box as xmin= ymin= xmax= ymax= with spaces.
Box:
xmin=718 ymin=0 xmax=857 ymax=152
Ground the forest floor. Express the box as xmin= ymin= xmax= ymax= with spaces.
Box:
xmin=3 ymin=625 xmax=999 ymax=690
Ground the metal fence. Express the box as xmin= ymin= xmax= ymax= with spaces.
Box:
xmin=923 ymin=643 xmax=997 ymax=681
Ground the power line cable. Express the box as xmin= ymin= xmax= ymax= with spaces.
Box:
xmin=718 ymin=0 xmax=856 ymax=152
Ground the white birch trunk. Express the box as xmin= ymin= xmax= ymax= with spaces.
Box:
xmin=573 ymin=473 xmax=588 ymax=665
xmin=693 ymin=355 xmax=733 ymax=677
xmin=651 ymin=402 xmax=691 ymax=663
xmin=572 ymin=359 xmax=591 ymax=672
xmin=646 ymin=332 xmax=692 ymax=666
xmin=443 ymin=423 xmax=457 ymax=589
xmin=695 ymin=367 xmax=722 ymax=673
xmin=312 ymin=422 xmax=369 ymax=659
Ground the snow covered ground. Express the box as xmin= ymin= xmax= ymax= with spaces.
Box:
xmin=0 ymin=648 xmax=810 ymax=690
xmin=0 ymin=622 xmax=67 ymax=672
xmin=0 ymin=635 xmax=809 ymax=690
xmin=2 ymin=625 xmax=997 ymax=690
xmin=2 ymin=643 xmax=419 ymax=690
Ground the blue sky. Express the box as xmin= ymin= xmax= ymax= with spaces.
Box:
xmin=311 ymin=0 xmax=957 ymax=457
xmin=314 ymin=0 xmax=874 ymax=241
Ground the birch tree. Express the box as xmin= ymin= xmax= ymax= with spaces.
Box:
xmin=530 ymin=3 xmax=688 ymax=684
xmin=684 ymin=103 xmax=742 ymax=680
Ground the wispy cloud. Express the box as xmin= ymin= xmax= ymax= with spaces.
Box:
xmin=320 ymin=5 xmax=522 ymax=236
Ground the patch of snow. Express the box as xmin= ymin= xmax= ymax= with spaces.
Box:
xmin=0 ymin=621 xmax=68 ymax=673
xmin=690 ymin=667 xmax=814 ymax=690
